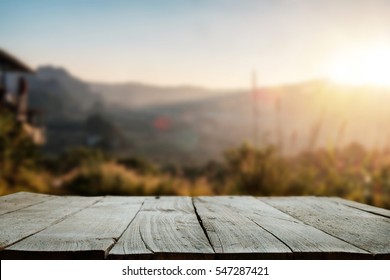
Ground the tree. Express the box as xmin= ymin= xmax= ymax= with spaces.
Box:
xmin=0 ymin=108 xmax=42 ymax=194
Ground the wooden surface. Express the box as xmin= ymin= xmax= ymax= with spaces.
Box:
xmin=0 ymin=192 xmax=389 ymax=259
xmin=262 ymin=197 xmax=390 ymax=259
xmin=109 ymin=197 xmax=214 ymax=259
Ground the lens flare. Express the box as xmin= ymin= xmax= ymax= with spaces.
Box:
xmin=327 ymin=46 xmax=390 ymax=86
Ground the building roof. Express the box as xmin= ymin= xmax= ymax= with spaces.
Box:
xmin=0 ymin=48 xmax=34 ymax=73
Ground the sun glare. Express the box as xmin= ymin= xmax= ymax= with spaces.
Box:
xmin=327 ymin=46 xmax=390 ymax=87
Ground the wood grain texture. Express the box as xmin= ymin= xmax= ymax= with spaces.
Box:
xmin=1 ymin=192 xmax=389 ymax=260
xmin=4 ymin=196 xmax=145 ymax=259
xmin=211 ymin=196 xmax=369 ymax=259
xmin=330 ymin=197 xmax=390 ymax=219
xmin=193 ymin=196 xmax=292 ymax=259
xmin=108 ymin=196 xmax=214 ymax=259
xmin=262 ymin=197 xmax=390 ymax=258
xmin=0 ymin=192 xmax=55 ymax=216
xmin=0 ymin=196 xmax=101 ymax=251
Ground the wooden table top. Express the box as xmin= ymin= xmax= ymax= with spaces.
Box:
xmin=0 ymin=192 xmax=389 ymax=259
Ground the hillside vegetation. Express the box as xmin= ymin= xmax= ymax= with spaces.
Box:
xmin=1 ymin=110 xmax=389 ymax=209
xmin=2 ymin=66 xmax=390 ymax=209
xmin=22 ymin=66 xmax=390 ymax=165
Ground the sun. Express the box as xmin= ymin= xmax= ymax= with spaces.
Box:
xmin=327 ymin=45 xmax=390 ymax=87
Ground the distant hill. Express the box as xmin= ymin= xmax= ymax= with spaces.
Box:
xmin=107 ymin=80 xmax=390 ymax=164
xmin=90 ymin=82 xmax=231 ymax=109
xmin=25 ymin=66 xmax=124 ymax=154
xmin=25 ymin=65 xmax=390 ymax=164
xmin=28 ymin=66 xmax=103 ymax=121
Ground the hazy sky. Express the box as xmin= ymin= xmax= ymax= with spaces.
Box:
xmin=1 ymin=0 xmax=390 ymax=88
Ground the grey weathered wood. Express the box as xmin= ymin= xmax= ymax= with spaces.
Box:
xmin=330 ymin=197 xmax=390 ymax=219
xmin=193 ymin=196 xmax=292 ymax=259
xmin=211 ymin=196 xmax=369 ymax=259
xmin=108 ymin=196 xmax=214 ymax=259
xmin=4 ymin=196 xmax=145 ymax=259
xmin=0 ymin=192 xmax=55 ymax=216
xmin=0 ymin=196 xmax=101 ymax=251
xmin=262 ymin=197 xmax=390 ymax=258
xmin=1 ymin=192 xmax=389 ymax=259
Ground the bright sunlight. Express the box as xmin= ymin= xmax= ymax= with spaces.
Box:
xmin=327 ymin=45 xmax=390 ymax=87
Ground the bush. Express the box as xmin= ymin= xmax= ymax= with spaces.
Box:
xmin=53 ymin=147 xmax=111 ymax=174
xmin=0 ymin=108 xmax=48 ymax=195
xmin=223 ymin=143 xmax=287 ymax=195
xmin=118 ymin=156 xmax=159 ymax=175
xmin=63 ymin=162 xmax=180 ymax=196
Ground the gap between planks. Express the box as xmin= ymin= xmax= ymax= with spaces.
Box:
xmin=0 ymin=195 xmax=103 ymax=253
xmin=2 ymin=196 xmax=145 ymax=260
xmin=108 ymin=196 xmax=214 ymax=260
xmin=2 ymin=193 xmax=389 ymax=260
xmin=196 ymin=196 xmax=369 ymax=259
xmin=261 ymin=196 xmax=390 ymax=259
xmin=0 ymin=192 xmax=57 ymax=216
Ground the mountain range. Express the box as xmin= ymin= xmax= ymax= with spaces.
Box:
xmin=21 ymin=66 xmax=390 ymax=164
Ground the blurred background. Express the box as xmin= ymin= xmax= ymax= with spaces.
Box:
xmin=1 ymin=0 xmax=390 ymax=208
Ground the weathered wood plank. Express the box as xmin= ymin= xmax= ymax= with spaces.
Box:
xmin=211 ymin=196 xmax=369 ymax=259
xmin=0 ymin=196 xmax=101 ymax=252
xmin=262 ymin=197 xmax=390 ymax=258
xmin=3 ymin=196 xmax=145 ymax=259
xmin=330 ymin=197 xmax=390 ymax=219
xmin=193 ymin=196 xmax=292 ymax=259
xmin=108 ymin=196 xmax=214 ymax=259
xmin=2 ymin=192 xmax=389 ymax=260
xmin=0 ymin=192 xmax=55 ymax=216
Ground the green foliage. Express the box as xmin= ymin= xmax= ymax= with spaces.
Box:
xmin=218 ymin=142 xmax=390 ymax=208
xmin=0 ymin=109 xmax=38 ymax=169
xmin=54 ymin=146 xmax=111 ymax=174
xmin=0 ymin=108 xmax=49 ymax=195
xmin=1 ymin=110 xmax=389 ymax=209
xmin=118 ymin=156 xmax=159 ymax=175
xmin=62 ymin=162 xmax=179 ymax=196
xmin=222 ymin=143 xmax=287 ymax=195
